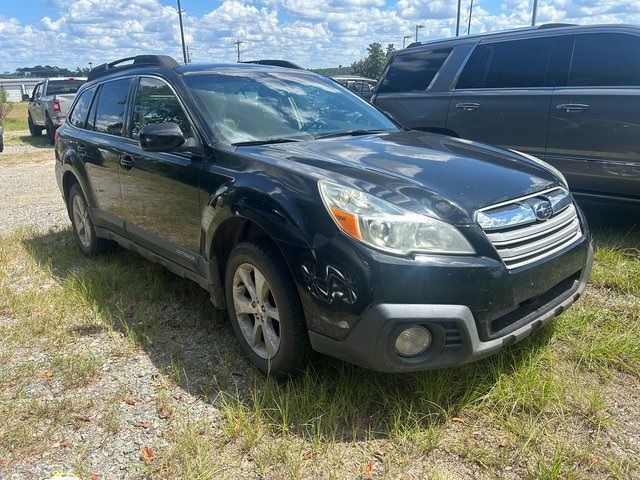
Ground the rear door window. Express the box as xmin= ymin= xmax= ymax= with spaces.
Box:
xmin=68 ymin=87 xmax=96 ymax=129
xmin=377 ymin=47 xmax=452 ymax=93
xmin=568 ymin=33 xmax=640 ymax=87
xmin=93 ymin=79 xmax=132 ymax=136
xmin=457 ymin=37 xmax=554 ymax=89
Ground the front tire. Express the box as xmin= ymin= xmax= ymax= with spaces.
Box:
xmin=225 ymin=240 xmax=310 ymax=377
xmin=67 ymin=183 xmax=109 ymax=256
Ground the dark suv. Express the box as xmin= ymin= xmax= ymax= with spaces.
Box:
xmin=55 ymin=55 xmax=593 ymax=376
xmin=373 ymin=23 xmax=640 ymax=203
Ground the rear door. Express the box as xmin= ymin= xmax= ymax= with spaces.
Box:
xmin=80 ymin=78 xmax=133 ymax=234
xmin=447 ymin=35 xmax=557 ymax=156
xmin=118 ymin=76 xmax=204 ymax=271
xmin=546 ymin=32 xmax=640 ymax=198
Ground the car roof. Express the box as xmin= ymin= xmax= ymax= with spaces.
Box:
xmin=176 ymin=62 xmax=315 ymax=75
xmin=403 ymin=23 xmax=640 ymax=52
xmin=332 ymin=76 xmax=377 ymax=82
xmin=46 ymin=77 xmax=88 ymax=81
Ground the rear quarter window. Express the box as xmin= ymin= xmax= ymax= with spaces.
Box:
xmin=93 ymin=79 xmax=132 ymax=136
xmin=377 ymin=47 xmax=452 ymax=93
xmin=68 ymin=87 xmax=96 ymax=129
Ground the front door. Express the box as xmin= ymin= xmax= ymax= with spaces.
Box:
xmin=446 ymin=35 xmax=558 ymax=157
xmin=546 ymin=32 xmax=640 ymax=199
xmin=29 ymin=83 xmax=44 ymax=125
xmin=118 ymin=76 xmax=204 ymax=271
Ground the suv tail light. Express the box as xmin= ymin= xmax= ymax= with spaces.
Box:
xmin=52 ymin=99 xmax=61 ymax=113
xmin=370 ymin=93 xmax=378 ymax=104
xmin=54 ymin=128 xmax=61 ymax=145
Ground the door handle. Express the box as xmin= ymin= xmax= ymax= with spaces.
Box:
xmin=556 ymin=103 xmax=590 ymax=113
xmin=456 ymin=102 xmax=480 ymax=111
xmin=119 ymin=156 xmax=135 ymax=171
xmin=77 ymin=143 xmax=87 ymax=157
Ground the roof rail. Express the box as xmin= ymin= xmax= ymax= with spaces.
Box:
xmin=87 ymin=55 xmax=179 ymax=82
xmin=241 ymin=59 xmax=304 ymax=70
xmin=537 ymin=23 xmax=576 ymax=29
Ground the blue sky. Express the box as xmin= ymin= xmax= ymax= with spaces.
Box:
xmin=0 ymin=1 xmax=638 ymax=72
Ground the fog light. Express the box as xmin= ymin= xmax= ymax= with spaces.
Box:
xmin=395 ymin=326 xmax=432 ymax=357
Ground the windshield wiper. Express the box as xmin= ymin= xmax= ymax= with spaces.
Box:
xmin=232 ymin=137 xmax=305 ymax=146
xmin=314 ymin=129 xmax=390 ymax=140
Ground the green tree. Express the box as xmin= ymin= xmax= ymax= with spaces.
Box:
xmin=351 ymin=42 xmax=389 ymax=79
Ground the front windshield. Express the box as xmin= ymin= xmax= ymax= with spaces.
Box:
xmin=184 ymin=70 xmax=398 ymax=144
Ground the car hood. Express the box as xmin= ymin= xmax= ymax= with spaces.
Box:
xmin=240 ymin=131 xmax=561 ymax=224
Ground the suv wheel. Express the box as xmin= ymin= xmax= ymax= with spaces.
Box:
xmin=225 ymin=240 xmax=310 ymax=377
xmin=28 ymin=114 xmax=42 ymax=137
xmin=67 ymin=183 xmax=109 ymax=255
xmin=45 ymin=117 xmax=56 ymax=145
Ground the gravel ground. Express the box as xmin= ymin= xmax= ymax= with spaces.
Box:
xmin=0 ymin=131 xmax=68 ymax=234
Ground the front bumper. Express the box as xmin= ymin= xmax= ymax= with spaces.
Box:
xmin=309 ymin=240 xmax=593 ymax=373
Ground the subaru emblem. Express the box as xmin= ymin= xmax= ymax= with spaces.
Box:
xmin=533 ymin=199 xmax=553 ymax=221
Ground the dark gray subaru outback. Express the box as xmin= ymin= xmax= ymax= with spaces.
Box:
xmin=55 ymin=55 xmax=593 ymax=376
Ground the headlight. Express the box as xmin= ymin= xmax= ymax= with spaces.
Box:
xmin=510 ymin=149 xmax=569 ymax=188
xmin=318 ymin=181 xmax=475 ymax=255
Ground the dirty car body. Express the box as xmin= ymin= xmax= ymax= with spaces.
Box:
xmin=54 ymin=56 xmax=592 ymax=374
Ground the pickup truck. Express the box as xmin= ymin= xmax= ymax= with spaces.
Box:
xmin=24 ymin=77 xmax=86 ymax=144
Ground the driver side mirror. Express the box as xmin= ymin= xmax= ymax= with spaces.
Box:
xmin=139 ymin=122 xmax=185 ymax=152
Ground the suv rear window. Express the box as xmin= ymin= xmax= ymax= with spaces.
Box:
xmin=568 ymin=33 xmax=640 ymax=87
xmin=457 ymin=37 xmax=554 ymax=89
xmin=46 ymin=80 xmax=85 ymax=95
xmin=93 ymin=79 xmax=132 ymax=136
xmin=377 ymin=47 xmax=452 ymax=93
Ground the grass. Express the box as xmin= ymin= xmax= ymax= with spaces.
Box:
xmin=3 ymin=101 xmax=28 ymax=131
xmin=0 ymin=204 xmax=639 ymax=478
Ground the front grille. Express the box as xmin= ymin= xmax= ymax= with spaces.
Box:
xmin=477 ymin=187 xmax=582 ymax=270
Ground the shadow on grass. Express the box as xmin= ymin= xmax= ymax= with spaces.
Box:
xmin=17 ymin=135 xmax=52 ymax=149
xmin=19 ymin=227 xmax=582 ymax=444
xmin=577 ymin=197 xmax=640 ymax=248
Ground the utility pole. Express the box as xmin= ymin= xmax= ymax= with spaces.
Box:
xmin=177 ymin=0 xmax=188 ymax=63
xmin=402 ymin=35 xmax=411 ymax=49
xmin=531 ymin=0 xmax=538 ymax=26
xmin=415 ymin=24 xmax=424 ymax=43
xmin=234 ymin=39 xmax=244 ymax=62
xmin=456 ymin=0 xmax=462 ymax=36
xmin=467 ymin=0 xmax=474 ymax=35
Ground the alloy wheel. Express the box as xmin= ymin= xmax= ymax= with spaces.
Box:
xmin=72 ymin=194 xmax=92 ymax=249
xmin=232 ymin=262 xmax=281 ymax=359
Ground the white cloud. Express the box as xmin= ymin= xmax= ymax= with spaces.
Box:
xmin=0 ymin=0 xmax=639 ymax=72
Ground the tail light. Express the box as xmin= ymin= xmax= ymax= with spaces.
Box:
xmin=52 ymin=99 xmax=61 ymax=113
xmin=54 ymin=128 xmax=61 ymax=144
xmin=370 ymin=93 xmax=378 ymax=104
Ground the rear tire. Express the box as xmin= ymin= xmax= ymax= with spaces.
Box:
xmin=45 ymin=117 xmax=56 ymax=145
xmin=28 ymin=114 xmax=42 ymax=137
xmin=225 ymin=239 xmax=311 ymax=377
xmin=67 ymin=183 xmax=110 ymax=256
